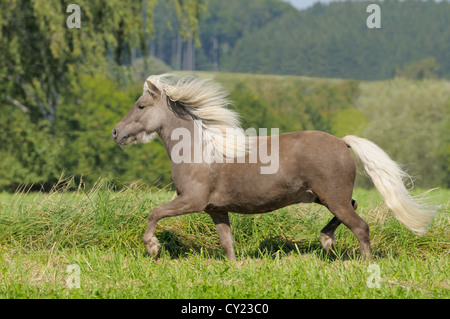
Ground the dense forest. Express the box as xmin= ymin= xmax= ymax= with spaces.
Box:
xmin=0 ymin=0 xmax=449 ymax=192
xmin=150 ymin=0 xmax=450 ymax=80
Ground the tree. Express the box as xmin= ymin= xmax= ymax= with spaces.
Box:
xmin=0 ymin=0 xmax=204 ymax=190
xmin=55 ymin=74 xmax=172 ymax=188
xmin=147 ymin=0 xmax=294 ymax=71
xmin=0 ymin=0 xmax=204 ymax=126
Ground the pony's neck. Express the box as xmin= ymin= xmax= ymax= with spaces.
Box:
xmin=158 ymin=114 xmax=196 ymax=161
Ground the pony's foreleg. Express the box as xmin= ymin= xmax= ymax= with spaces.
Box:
xmin=209 ymin=212 xmax=236 ymax=261
xmin=143 ymin=195 xmax=202 ymax=257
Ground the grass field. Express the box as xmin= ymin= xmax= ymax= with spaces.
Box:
xmin=0 ymin=179 xmax=448 ymax=299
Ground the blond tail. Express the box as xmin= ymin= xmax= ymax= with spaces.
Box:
xmin=342 ymin=135 xmax=437 ymax=235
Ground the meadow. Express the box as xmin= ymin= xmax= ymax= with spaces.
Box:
xmin=0 ymin=178 xmax=448 ymax=299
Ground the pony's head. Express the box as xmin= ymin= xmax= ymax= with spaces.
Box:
xmin=112 ymin=73 xmax=247 ymax=158
xmin=112 ymin=79 xmax=165 ymax=146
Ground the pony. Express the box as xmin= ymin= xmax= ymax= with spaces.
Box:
xmin=112 ymin=73 xmax=437 ymax=260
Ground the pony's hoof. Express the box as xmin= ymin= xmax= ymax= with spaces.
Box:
xmin=320 ymin=232 xmax=335 ymax=251
xmin=145 ymin=237 xmax=161 ymax=257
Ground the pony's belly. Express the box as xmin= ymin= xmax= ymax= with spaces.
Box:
xmin=206 ymin=189 xmax=316 ymax=214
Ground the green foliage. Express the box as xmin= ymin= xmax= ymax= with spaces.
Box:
xmin=149 ymin=0 xmax=294 ymax=71
xmin=0 ymin=106 xmax=63 ymax=190
xmin=154 ymin=0 xmax=450 ymax=79
xmin=215 ymin=1 xmax=450 ymax=80
xmin=211 ymin=72 xmax=449 ymax=188
xmin=395 ymin=57 xmax=440 ymax=80
xmin=171 ymin=0 xmax=208 ymax=42
xmin=198 ymin=0 xmax=293 ymax=68
xmin=2 ymin=70 xmax=449 ymax=190
xmin=332 ymin=108 xmax=368 ymax=138
xmin=1 ymin=0 xmax=449 ymax=190
xmin=228 ymin=81 xmax=273 ymax=130
xmin=437 ymin=102 xmax=450 ymax=187
xmin=224 ymin=74 xmax=360 ymax=133
xmin=113 ymin=57 xmax=172 ymax=87
xmin=55 ymin=73 xmax=172 ymax=187
xmin=0 ymin=0 xmax=154 ymax=124
xmin=0 ymin=0 xmax=203 ymax=190
xmin=0 ymin=0 xmax=202 ymax=125
xmin=358 ymin=78 xmax=450 ymax=187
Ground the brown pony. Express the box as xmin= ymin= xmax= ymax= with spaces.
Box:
xmin=112 ymin=74 xmax=436 ymax=260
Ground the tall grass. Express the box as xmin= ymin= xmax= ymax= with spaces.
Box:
xmin=0 ymin=178 xmax=448 ymax=298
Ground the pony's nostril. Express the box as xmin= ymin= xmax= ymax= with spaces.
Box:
xmin=112 ymin=128 xmax=118 ymax=138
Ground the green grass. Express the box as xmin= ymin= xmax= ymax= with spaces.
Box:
xmin=0 ymin=179 xmax=448 ymax=298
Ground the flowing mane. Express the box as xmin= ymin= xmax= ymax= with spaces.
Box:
xmin=144 ymin=73 xmax=248 ymax=159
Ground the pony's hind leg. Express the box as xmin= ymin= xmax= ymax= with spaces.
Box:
xmin=334 ymin=202 xmax=370 ymax=258
xmin=322 ymin=199 xmax=370 ymax=258
xmin=209 ymin=212 xmax=236 ymax=261
xmin=320 ymin=217 xmax=341 ymax=252
xmin=320 ymin=199 xmax=357 ymax=252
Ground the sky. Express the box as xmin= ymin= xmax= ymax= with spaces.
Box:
xmin=285 ymin=0 xmax=445 ymax=11
xmin=285 ymin=0 xmax=337 ymax=10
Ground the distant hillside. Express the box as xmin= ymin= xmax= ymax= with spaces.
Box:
xmin=150 ymin=0 xmax=450 ymax=80
xmin=223 ymin=0 xmax=450 ymax=80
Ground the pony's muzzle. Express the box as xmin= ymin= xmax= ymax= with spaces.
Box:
xmin=112 ymin=128 xmax=128 ymax=142
xmin=112 ymin=127 xmax=130 ymax=145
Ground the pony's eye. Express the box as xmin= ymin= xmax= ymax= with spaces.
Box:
xmin=138 ymin=105 xmax=145 ymax=110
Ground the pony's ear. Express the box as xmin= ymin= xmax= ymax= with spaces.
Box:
xmin=146 ymin=80 xmax=160 ymax=98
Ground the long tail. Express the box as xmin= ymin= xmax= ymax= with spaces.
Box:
xmin=342 ymin=135 xmax=437 ymax=235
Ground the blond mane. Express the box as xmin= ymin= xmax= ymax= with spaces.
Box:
xmin=144 ymin=74 xmax=248 ymax=159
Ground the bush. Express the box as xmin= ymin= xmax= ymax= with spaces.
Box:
xmin=0 ymin=106 xmax=63 ymax=191
xmin=358 ymin=78 xmax=450 ymax=187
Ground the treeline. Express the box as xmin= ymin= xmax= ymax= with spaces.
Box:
xmin=150 ymin=0 xmax=450 ymax=80
xmin=148 ymin=0 xmax=292 ymax=71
